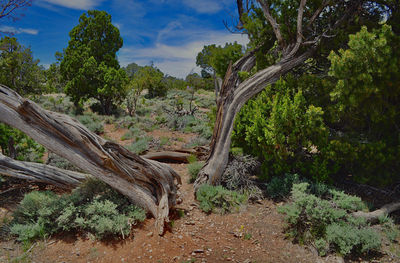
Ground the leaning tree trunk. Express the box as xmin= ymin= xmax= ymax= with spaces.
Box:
xmin=0 ymin=153 xmax=88 ymax=189
xmin=194 ymin=49 xmax=314 ymax=189
xmin=0 ymin=85 xmax=181 ymax=235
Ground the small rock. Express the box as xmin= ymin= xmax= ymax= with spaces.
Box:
xmin=146 ymin=232 xmax=153 ymax=237
xmin=178 ymin=235 xmax=183 ymax=239
xmin=193 ymin=249 xmax=204 ymax=253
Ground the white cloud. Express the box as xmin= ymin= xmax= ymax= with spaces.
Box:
xmin=0 ymin=26 xmax=39 ymax=35
xmin=119 ymin=29 xmax=249 ymax=78
xmin=184 ymin=0 xmax=223 ymax=14
xmin=38 ymin=0 xmax=105 ymax=10
xmin=182 ymin=0 xmax=233 ymax=14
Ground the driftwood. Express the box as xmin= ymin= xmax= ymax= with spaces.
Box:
xmin=142 ymin=151 xmax=190 ymax=163
xmin=353 ymin=202 xmax=400 ymax=224
xmin=0 ymin=153 xmax=87 ymax=188
xmin=0 ymin=85 xmax=181 ymax=235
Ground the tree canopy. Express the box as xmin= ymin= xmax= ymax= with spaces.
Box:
xmin=60 ymin=10 xmax=127 ymax=114
xmin=0 ymin=36 xmax=44 ymax=95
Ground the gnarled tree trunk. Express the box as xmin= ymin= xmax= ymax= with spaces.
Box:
xmin=0 ymin=85 xmax=181 ymax=235
xmin=194 ymin=49 xmax=314 ymax=189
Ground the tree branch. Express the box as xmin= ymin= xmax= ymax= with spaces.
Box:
xmin=258 ymin=0 xmax=284 ymax=47
xmin=283 ymin=0 xmax=307 ymax=60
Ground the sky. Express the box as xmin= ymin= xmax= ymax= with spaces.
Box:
xmin=0 ymin=0 xmax=249 ymax=78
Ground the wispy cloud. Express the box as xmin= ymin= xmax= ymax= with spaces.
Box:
xmin=182 ymin=0 xmax=232 ymax=14
xmin=38 ymin=0 xmax=105 ymax=10
xmin=0 ymin=26 xmax=39 ymax=35
xmin=119 ymin=26 xmax=249 ymax=78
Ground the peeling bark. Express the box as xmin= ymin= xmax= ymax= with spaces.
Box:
xmin=0 ymin=85 xmax=181 ymax=235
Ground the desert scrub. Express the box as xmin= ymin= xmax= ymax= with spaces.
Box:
xmin=278 ymin=182 xmax=385 ymax=256
xmin=76 ymin=114 xmax=104 ymax=134
xmin=196 ymin=184 xmax=247 ymax=214
xmin=187 ymin=161 xmax=204 ymax=183
xmin=125 ymin=136 xmax=152 ymax=154
xmin=10 ymin=179 xmax=146 ymax=241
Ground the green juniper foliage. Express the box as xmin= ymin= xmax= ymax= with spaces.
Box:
xmin=233 ymin=25 xmax=400 ymax=186
xmin=11 ymin=179 xmax=146 ymax=241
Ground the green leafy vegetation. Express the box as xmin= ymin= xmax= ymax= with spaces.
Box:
xmin=60 ymin=10 xmax=127 ymax=115
xmin=10 ymin=179 xmax=146 ymax=241
xmin=196 ymin=184 xmax=247 ymax=214
xmin=0 ymin=36 xmax=46 ymax=95
xmin=278 ymin=181 xmax=398 ymax=256
xmin=187 ymin=161 xmax=204 ymax=183
xmin=233 ymin=25 xmax=400 ymax=186
xmin=0 ymin=123 xmax=45 ymax=162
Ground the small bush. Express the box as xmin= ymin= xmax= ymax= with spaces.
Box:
xmin=125 ymin=136 xmax=152 ymax=154
xmin=187 ymin=161 xmax=204 ymax=183
xmin=278 ymin=182 xmax=383 ymax=256
xmin=266 ymin=174 xmax=302 ymax=199
xmin=196 ymin=184 xmax=247 ymax=214
xmin=10 ymin=179 xmax=146 ymax=241
xmin=77 ymin=114 xmax=104 ymax=134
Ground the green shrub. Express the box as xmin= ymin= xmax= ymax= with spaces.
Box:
xmin=76 ymin=114 xmax=104 ymax=134
xmin=125 ymin=136 xmax=152 ymax=154
xmin=121 ymin=127 xmax=142 ymax=141
xmin=187 ymin=161 xmax=204 ymax=183
xmin=10 ymin=179 xmax=146 ymax=241
xmin=0 ymin=123 xmax=45 ymax=162
xmin=278 ymin=182 xmax=383 ymax=256
xmin=196 ymin=184 xmax=247 ymax=214
xmin=266 ymin=174 xmax=302 ymax=199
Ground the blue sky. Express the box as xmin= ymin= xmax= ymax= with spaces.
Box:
xmin=0 ymin=0 xmax=249 ymax=78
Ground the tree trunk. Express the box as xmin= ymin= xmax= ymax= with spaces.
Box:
xmin=7 ymin=136 xmax=16 ymax=159
xmin=194 ymin=49 xmax=314 ymax=189
xmin=0 ymin=153 xmax=87 ymax=188
xmin=0 ymin=85 xmax=181 ymax=235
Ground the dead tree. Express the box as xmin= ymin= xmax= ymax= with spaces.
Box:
xmin=0 ymin=153 xmax=88 ymax=188
xmin=194 ymin=0 xmax=370 ymax=189
xmin=0 ymin=85 xmax=181 ymax=235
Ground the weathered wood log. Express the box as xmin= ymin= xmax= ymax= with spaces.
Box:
xmin=142 ymin=151 xmax=190 ymax=163
xmin=353 ymin=202 xmax=400 ymax=224
xmin=0 ymin=85 xmax=181 ymax=235
xmin=0 ymin=153 xmax=87 ymax=188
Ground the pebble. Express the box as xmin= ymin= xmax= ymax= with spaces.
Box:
xmin=146 ymin=232 xmax=153 ymax=237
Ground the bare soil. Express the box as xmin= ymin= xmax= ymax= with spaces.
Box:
xmin=1 ymin=125 xmax=399 ymax=263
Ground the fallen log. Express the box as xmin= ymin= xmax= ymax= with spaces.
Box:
xmin=142 ymin=151 xmax=190 ymax=163
xmin=353 ymin=202 xmax=400 ymax=224
xmin=0 ymin=153 xmax=88 ymax=189
xmin=0 ymin=85 xmax=181 ymax=235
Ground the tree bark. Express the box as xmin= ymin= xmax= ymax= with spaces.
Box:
xmin=0 ymin=153 xmax=87 ymax=188
xmin=0 ymin=85 xmax=181 ymax=235
xmin=194 ymin=49 xmax=314 ymax=189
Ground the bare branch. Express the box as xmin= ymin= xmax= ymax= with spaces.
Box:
xmin=0 ymin=0 xmax=31 ymax=20
xmin=307 ymin=0 xmax=331 ymax=30
xmin=283 ymin=0 xmax=307 ymax=60
xmin=258 ymin=0 xmax=284 ymax=47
